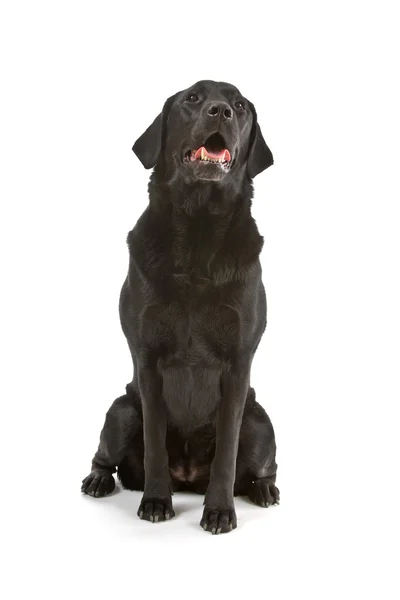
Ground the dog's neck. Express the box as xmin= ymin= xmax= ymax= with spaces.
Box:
xmin=134 ymin=168 xmax=263 ymax=287
xmin=149 ymin=165 xmax=254 ymax=217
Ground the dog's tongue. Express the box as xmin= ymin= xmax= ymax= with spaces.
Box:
xmin=194 ymin=147 xmax=231 ymax=162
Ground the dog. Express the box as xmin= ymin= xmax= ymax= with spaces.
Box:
xmin=81 ymin=80 xmax=279 ymax=534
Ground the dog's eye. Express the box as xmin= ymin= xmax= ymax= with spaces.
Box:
xmin=187 ymin=93 xmax=199 ymax=103
xmin=235 ymin=101 xmax=245 ymax=111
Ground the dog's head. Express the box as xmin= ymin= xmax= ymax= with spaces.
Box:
xmin=132 ymin=80 xmax=273 ymax=183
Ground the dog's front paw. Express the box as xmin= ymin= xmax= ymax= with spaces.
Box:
xmin=137 ymin=496 xmax=175 ymax=523
xmin=81 ymin=470 xmax=115 ymax=497
xmin=248 ymin=477 xmax=280 ymax=507
xmin=200 ymin=506 xmax=237 ymax=534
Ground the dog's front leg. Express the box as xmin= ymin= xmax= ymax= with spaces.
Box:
xmin=137 ymin=358 xmax=174 ymax=522
xmin=201 ymin=360 xmax=251 ymax=534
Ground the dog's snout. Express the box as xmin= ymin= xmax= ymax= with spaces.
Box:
xmin=207 ymin=103 xmax=233 ymax=120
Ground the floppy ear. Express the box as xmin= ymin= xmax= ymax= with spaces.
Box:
xmin=247 ymin=102 xmax=274 ymax=179
xmin=132 ymin=93 xmax=177 ymax=169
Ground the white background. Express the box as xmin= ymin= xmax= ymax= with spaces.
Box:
xmin=1 ymin=1 xmax=399 ymax=598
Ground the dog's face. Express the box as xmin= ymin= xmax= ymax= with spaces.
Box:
xmin=133 ymin=80 xmax=273 ymax=182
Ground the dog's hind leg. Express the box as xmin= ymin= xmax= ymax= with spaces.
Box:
xmin=234 ymin=387 xmax=280 ymax=507
xmin=117 ymin=444 xmax=145 ymax=492
xmin=81 ymin=383 xmax=142 ymax=497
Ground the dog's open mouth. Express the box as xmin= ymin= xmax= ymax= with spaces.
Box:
xmin=184 ymin=133 xmax=232 ymax=169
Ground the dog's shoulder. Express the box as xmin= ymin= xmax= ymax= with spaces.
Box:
xmin=126 ymin=206 xmax=170 ymax=268
xmin=211 ymin=212 xmax=264 ymax=284
xmin=232 ymin=213 xmax=264 ymax=263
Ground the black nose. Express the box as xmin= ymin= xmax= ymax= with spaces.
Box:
xmin=207 ymin=102 xmax=233 ymax=120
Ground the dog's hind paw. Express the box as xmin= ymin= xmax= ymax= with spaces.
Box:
xmin=81 ymin=470 xmax=115 ymax=497
xmin=137 ymin=496 xmax=175 ymax=523
xmin=200 ymin=506 xmax=237 ymax=534
xmin=248 ymin=477 xmax=280 ymax=507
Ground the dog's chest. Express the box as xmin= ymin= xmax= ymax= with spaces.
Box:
xmin=131 ymin=208 xmax=261 ymax=358
xmin=140 ymin=298 xmax=241 ymax=424
xmin=170 ymin=207 xmax=237 ymax=276
xmin=140 ymin=297 xmax=240 ymax=366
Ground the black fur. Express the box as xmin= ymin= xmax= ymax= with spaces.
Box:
xmin=81 ymin=80 xmax=279 ymax=534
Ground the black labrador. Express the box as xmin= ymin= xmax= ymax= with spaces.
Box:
xmin=81 ymin=80 xmax=279 ymax=534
